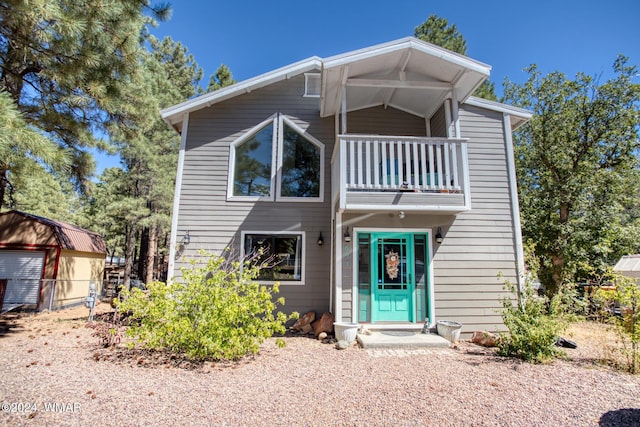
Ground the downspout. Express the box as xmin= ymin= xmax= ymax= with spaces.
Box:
xmin=167 ymin=113 xmax=189 ymax=281
xmin=503 ymin=113 xmax=526 ymax=295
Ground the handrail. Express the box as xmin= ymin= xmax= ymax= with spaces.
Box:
xmin=336 ymin=135 xmax=468 ymax=193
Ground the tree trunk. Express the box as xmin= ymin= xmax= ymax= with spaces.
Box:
xmin=123 ymin=222 xmax=137 ymax=290
xmin=146 ymin=224 xmax=157 ymax=283
xmin=0 ymin=168 xmax=7 ymax=211
xmin=138 ymin=227 xmax=149 ymax=280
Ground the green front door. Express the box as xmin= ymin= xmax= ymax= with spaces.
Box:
xmin=371 ymin=233 xmax=414 ymax=322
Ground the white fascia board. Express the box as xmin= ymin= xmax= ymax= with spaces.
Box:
xmin=161 ymin=57 xmax=323 ymax=128
xmin=465 ymin=96 xmax=533 ymax=122
xmin=322 ymin=37 xmax=491 ymax=77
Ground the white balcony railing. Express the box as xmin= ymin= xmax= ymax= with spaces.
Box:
xmin=337 ymin=134 xmax=467 ymax=190
xmin=332 ymin=135 xmax=469 ymax=211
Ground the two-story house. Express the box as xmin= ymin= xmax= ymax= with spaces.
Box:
xmin=160 ymin=37 xmax=531 ymax=335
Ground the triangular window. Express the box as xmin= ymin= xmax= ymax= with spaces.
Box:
xmin=229 ymin=114 xmax=324 ymax=201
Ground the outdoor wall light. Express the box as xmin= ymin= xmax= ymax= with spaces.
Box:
xmin=344 ymin=227 xmax=352 ymax=242
xmin=183 ymin=230 xmax=191 ymax=245
xmin=398 ymin=211 xmax=405 ymax=219
xmin=317 ymin=232 xmax=324 ymax=246
xmin=435 ymin=227 xmax=443 ymax=244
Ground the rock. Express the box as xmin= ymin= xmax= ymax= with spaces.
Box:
xmin=318 ymin=332 xmax=327 ymax=340
xmin=336 ymin=340 xmax=349 ymax=350
xmin=300 ymin=324 xmax=313 ymax=334
xmin=311 ymin=312 xmax=334 ymax=336
xmin=471 ymin=331 xmax=500 ymax=347
xmin=291 ymin=311 xmax=316 ymax=331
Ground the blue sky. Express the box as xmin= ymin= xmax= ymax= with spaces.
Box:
xmin=96 ymin=0 xmax=640 ymax=174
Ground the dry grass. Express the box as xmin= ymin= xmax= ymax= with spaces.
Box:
xmin=566 ymin=320 xmax=633 ymax=371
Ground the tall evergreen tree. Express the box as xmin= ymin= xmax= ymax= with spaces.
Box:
xmin=414 ymin=14 xmax=496 ymax=100
xmin=0 ymin=90 xmax=70 ymax=210
xmin=207 ymin=64 xmax=237 ymax=92
xmin=0 ymin=0 xmax=170 ymax=205
xmin=108 ymin=36 xmax=205 ymax=285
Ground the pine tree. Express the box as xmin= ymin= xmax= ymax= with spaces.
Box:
xmin=0 ymin=0 xmax=170 ymax=203
xmin=108 ymin=36 xmax=205 ymax=285
xmin=414 ymin=15 xmax=496 ymax=100
xmin=207 ymin=64 xmax=237 ymax=92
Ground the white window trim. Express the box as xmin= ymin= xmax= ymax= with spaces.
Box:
xmin=276 ymin=115 xmax=325 ymax=203
xmin=303 ymin=73 xmax=321 ymax=98
xmin=227 ymin=113 xmax=324 ymax=202
xmin=240 ymin=230 xmax=306 ymax=286
xmin=350 ymin=227 xmax=435 ymax=325
xmin=227 ymin=115 xmax=278 ymax=202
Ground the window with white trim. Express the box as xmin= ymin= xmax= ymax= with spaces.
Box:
xmin=242 ymin=232 xmax=304 ymax=284
xmin=304 ymin=73 xmax=321 ymax=97
xmin=229 ymin=114 xmax=324 ymax=201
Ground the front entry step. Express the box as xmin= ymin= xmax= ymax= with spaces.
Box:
xmin=356 ymin=330 xmax=451 ymax=349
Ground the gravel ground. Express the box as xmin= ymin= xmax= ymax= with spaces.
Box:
xmin=1 ymin=304 xmax=639 ymax=427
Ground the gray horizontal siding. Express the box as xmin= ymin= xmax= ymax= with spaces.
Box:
xmin=347 ymin=106 xmax=426 ymax=136
xmin=339 ymin=102 xmax=520 ymax=335
xmin=430 ymin=103 xmax=518 ymax=334
xmin=174 ymin=73 xmax=334 ymax=316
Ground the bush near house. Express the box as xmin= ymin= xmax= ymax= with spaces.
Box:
xmin=497 ymin=279 xmax=576 ymax=363
xmin=116 ymin=251 xmax=297 ymax=361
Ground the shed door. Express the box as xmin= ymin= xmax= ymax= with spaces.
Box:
xmin=0 ymin=250 xmax=45 ymax=309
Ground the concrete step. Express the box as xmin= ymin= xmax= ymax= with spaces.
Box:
xmin=356 ymin=330 xmax=451 ymax=349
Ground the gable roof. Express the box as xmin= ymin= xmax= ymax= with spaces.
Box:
xmin=465 ymin=96 xmax=533 ymax=131
xmin=320 ymin=37 xmax=491 ymax=119
xmin=161 ymin=57 xmax=322 ymax=132
xmin=1 ymin=210 xmax=106 ymax=254
xmin=161 ymin=37 xmax=530 ymax=131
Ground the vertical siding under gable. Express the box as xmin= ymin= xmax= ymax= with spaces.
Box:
xmin=432 ymin=103 xmax=519 ymax=332
xmin=174 ymin=73 xmax=334 ymax=316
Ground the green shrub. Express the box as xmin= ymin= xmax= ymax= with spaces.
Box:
xmin=497 ymin=279 xmax=574 ymax=363
xmin=117 ymin=250 xmax=297 ymax=361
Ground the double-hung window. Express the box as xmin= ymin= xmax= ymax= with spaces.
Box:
xmin=228 ymin=114 xmax=324 ymax=201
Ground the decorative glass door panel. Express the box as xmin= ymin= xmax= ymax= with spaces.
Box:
xmin=371 ymin=233 xmax=414 ymax=322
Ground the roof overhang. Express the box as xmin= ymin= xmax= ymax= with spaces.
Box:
xmin=464 ymin=96 xmax=533 ymax=130
xmin=319 ymin=37 xmax=492 ymax=119
xmin=161 ymin=57 xmax=323 ymax=133
xmin=161 ymin=37 xmax=499 ymax=132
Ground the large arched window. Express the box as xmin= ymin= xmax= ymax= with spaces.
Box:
xmin=228 ymin=114 xmax=324 ymax=201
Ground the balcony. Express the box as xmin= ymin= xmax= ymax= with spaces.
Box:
xmin=332 ymin=135 xmax=470 ymax=213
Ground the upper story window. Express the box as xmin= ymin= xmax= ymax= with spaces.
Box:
xmin=304 ymin=73 xmax=321 ymax=97
xmin=229 ymin=114 xmax=324 ymax=202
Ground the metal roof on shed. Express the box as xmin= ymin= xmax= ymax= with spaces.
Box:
xmin=1 ymin=210 xmax=106 ymax=254
xmin=613 ymin=255 xmax=640 ymax=278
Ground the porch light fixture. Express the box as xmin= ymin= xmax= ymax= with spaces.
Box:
xmin=183 ymin=230 xmax=191 ymax=245
xmin=435 ymin=227 xmax=443 ymax=244
xmin=398 ymin=211 xmax=405 ymax=219
xmin=344 ymin=227 xmax=351 ymax=242
xmin=317 ymin=232 xmax=324 ymax=246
